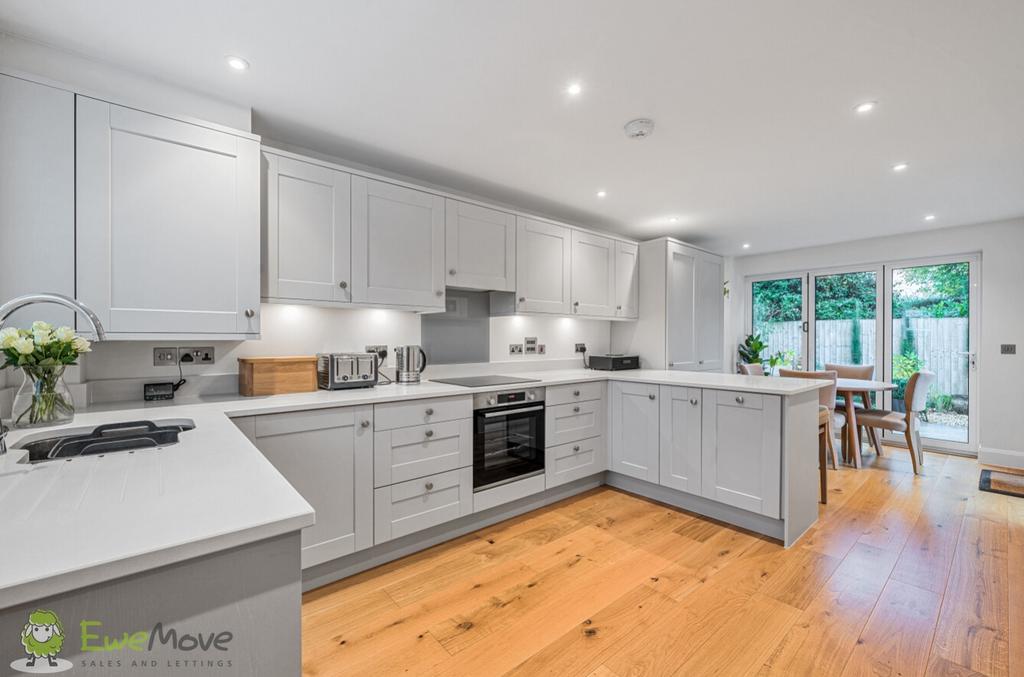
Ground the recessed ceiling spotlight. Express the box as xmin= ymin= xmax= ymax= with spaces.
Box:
xmin=226 ymin=55 xmax=250 ymax=71
xmin=854 ymin=100 xmax=877 ymax=114
xmin=892 ymin=162 xmax=909 ymax=173
xmin=566 ymin=81 xmax=583 ymax=96
xmin=742 ymin=243 xmax=751 ymax=249
xmin=924 ymin=214 xmax=936 ymax=221
xmin=596 ymin=190 xmax=607 ymax=198
xmin=669 ymin=217 xmax=679 ymax=223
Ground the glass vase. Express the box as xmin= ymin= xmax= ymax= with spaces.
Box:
xmin=11 ymin=365 xmax=75 ymax=429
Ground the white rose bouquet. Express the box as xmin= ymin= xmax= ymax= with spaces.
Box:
xmin=1 ymin=321 xmax=91 ymax=427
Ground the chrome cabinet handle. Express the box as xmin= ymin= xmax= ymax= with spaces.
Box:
xmin=425 ymin=429 xmax=434 ymax=438
xmin=616 ymin=305 xmax=622 ymax=310
xmin=449 ymin=268 xmax=456 ymax=276
xmin=339 ymin=281 xmax=348 ymax=289
xmin=360 ymin=420 xmax=370 ymax=428
xmin=436 ymin=290 xmax=443 ymax=297
xmin=573 ymin=389 xmax=581 ymax=396
xmin=573 ymin=405 xmax=580 ymax=413
xmin=668 ymin=361 xmax=675 ymax=367
xmin=689 ymin=398 xmax=699 ymax=406
xmin=735 ymin=396 xmax=745 ymax=404
xmin=244 ymin=308 xmax=256 ymax=318
xmin=649 ymin=393 xmax=656 ymax=400
xmin=573 ymin=445 xmax=580 ymax=452
xmin=425 ymin=482 xmax=434 ymax=491
xmin=425 ymin=408 xmax=434 ymax=416
xmin=518 ymin=297 xmax=526 ymax=303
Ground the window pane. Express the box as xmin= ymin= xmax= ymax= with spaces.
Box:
xmin=751 ymin=278 xmax=803 ymax=368
xmin=891 ymin=262 xmax=969 ymax=443
xmin=813 ymin=271 xmax=876 ymax=371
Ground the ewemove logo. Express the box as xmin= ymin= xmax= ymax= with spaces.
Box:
xmin=10 ymin=608 xmax=74 ymax=674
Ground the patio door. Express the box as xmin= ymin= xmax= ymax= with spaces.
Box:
xmin=750 ymin=275 xmax=807 ymax=369
xmin=808 ymin=267 xmax=884 ymax=375
xmin=882 ymin=255 xmax=979 ymax=453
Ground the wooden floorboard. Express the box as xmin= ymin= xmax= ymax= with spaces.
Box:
xmin=301 ymin=449 xmax=1024 ymax=676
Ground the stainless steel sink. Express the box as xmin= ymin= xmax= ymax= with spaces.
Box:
xmin=14 ymin=419 xmax=195 ymax=463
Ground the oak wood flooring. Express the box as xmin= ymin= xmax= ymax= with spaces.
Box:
xmin=301 ymin=449 xmax=1022 ymax=676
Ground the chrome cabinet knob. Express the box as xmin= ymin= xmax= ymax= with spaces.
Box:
xmin=449 ymin=268 xmax=457 ymax=276
xmin=244 ymin=308 xmax=256 ymax=318
xmin=425 ymin=408 xmax=434 ymax=416
xmin=573 ymin=406 xmax=580 ymax=413
xmin=527 ymin=392 xmax=535 ymax=400
xmin=487 ymin=397 xmax=496 ymax=405
xmin=360 ymin=420 xmax=370 ymax=428
xmin=339 ymin=281 xmax=348 ymax=289
xmin=518 ymin=297 xmax=525 ymax=303
xmin=649 ymin=393 xmax=656 ymax=400
xmin=573 ymin=389 xmax=580 ymax=396
xmin=616 ymin=305 xmax=622 ymax=310
xmin=689 ymin=398 xmax=699 ymax=406
xmin=425 ymin=429 xmax=434 ymax=438
xmin=668 ymin=361 xmax=675 ymax=367
xmin=735 ymin=396 xmax=745 ymax=404
xmin=436 ymin=290 xmax=443 ymax=297
xmin=573 ymin=445 xmax=580 ymax=452
xmin=425 ymin=482 xmax=434 ymax=491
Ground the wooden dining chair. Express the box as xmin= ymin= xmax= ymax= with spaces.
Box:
xmin=824 ymin=362 xmax=875 ymax=408
xmin=779 ymin=369 xmax=844 ymax=503
xmin=857 ymin=370 xmax=936 ymax=474
xmin=738 ymin=363 xmax=765 ymax=376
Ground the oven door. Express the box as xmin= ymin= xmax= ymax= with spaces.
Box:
xmin=473 ymin=403 xmax=545 ymax=491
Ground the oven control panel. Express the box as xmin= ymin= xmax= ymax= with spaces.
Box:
xmin=474 ymin=388 xmax=545 ymax=410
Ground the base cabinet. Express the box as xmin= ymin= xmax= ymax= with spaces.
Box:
xmin=701 ymin=390 xmax=781 ymax=518
xmin=658 ymin=386 xmax=702 ymax=495
xmin=249 ymin=406 xmax=373 ymax=568
xmin=609 ymin=382 xmax=660 ymax=482
xmin=374 ymin=467 xmax=473 ymax=543
xmin=546 ymin=436 xmax=606 ymax=488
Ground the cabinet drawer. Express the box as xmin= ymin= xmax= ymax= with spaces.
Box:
xmin=546 ymin=436 xmax=606 ymax=489
xmin=374 ymin=418 xmax=472 ymax=487
xmin=374 ymin=395 xmax=472 ymax=431
xmin=711 ymin=390 xmax=767 ymax=411
xmin=547 ymin=381 xmax=605 ymax=406
xmin=546 ymin=399 xmax=606 ymax=447
xmin=374 ymin=468 xmax=473 ymax=543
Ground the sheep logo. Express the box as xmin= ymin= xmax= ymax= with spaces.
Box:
xmin=10 ymin=609 xmax=73 ymax=673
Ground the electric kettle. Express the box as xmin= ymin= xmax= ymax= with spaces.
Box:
xmin=395 ymin=345 xmax=427 ymax=384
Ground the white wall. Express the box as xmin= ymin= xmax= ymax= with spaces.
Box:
xmin=0 ymin=33 xmax=250 ymax=130
xmin=489 ymin=316 xmax=610 ymax=363
xmin=727 ymin=217 xmax=1024 ymax=466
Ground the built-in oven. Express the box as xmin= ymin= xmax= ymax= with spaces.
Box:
xmin=472 ymin=387 xmax=545 ymax=492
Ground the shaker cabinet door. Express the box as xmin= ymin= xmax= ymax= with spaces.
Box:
xmin=263 ymin=152 xmax=352 ymax=304
xmin=515 ymin=217 xmax=572 ymax=314
xmin=658 ymin=386 xmax=702 ymax=495
xmin=614 ymin=241 xmax=639 ymax=319
xmin=445 ymin=199 xmax=515 ymax=291
xmin=351 ymin=176 xmax=445 ymax=309
xmin=609 ymin=381 xmax=660 ymax=482
xmin=76 ymin=96 xmax=261 ymax=336
xmin=571 ymin=230 xmax=616 ymax=317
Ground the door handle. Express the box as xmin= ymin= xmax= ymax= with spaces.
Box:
xmin=648 ymin=393 xmax=656 ymax=400
xmin=689 ymin=398 xmax=699 ymax=406
xmin=425 ymin=429 xmax=434 ymax=438
xmin=573 ymin=406 xmax=580 ymax=413
xmin=735 ymin=396 xmax=745 ymax=404
xmin=801 ymin=320 xmax=809 ymax=333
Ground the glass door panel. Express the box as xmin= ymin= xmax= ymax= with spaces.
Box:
xmin=751 ymin=277 xmax=806 ymax=369
xmin=811 ymin=270 xmax=879 ymax=372
xmin=887 ymin=260 xmax=974 ymax=447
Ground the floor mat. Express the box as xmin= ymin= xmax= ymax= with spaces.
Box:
xmin=979 ymin=469 xmax=1024 ymax=498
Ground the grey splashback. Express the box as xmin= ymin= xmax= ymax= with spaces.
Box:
xmin=421 ymin=290 xmax=491 ymax=365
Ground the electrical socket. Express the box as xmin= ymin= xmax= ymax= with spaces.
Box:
xmin=537 ymin=344 xmax=546 ymax=355
xmin=509 ymin=343 xmax=524 ymax=355
xmin=1002 ymin=344 xmax=1016 ymax=355
xmin=179 ymin=346 xmax=215 ymax=364
xmin=575 ymin=343 xmax=587 ymax=353
xmin=153 ymin=347 xmax=178 ymax=367
xmin=365 ymin=345 xmax=388 ymax=364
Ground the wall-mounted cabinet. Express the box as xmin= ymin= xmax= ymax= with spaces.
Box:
xmin=263 ymin=152 xmax=352 ymax=304
xmin=611 ymin=237 xmax=723 ymax=371
xmin=571 ymin=231 xmax=616 ymax=317
xmin=352 ymin=176 xmax=446 ymax=310
xmin=76 ymin=96 xmax=261 ymax=337
xmin=614 ymin=241 xmax=640 ymax=319
xmin=515 ymin=217 xmax=572 ymax=314
xmin=445 ymin=199 xmax=515 ymax=292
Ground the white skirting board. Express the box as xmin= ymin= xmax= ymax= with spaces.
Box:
xmin=302 ymin=474 xmax=603 ymax=592
xmin=979 ymin=446 xmax=1024 ymax=470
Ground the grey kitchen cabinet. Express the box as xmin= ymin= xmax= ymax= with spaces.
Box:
xmin=546 ymin=399 xmax=606 ymax=448
xmin=614 ymin=240 xmax=639 ymax=319
xmin=546 ymin=436 xmax=607 ymax=488
xmin=374 ymin=467 xmax=473 ymax=543
xmin=701 ymin=390 xmax=782 ymax=518
xmin=445 ymin=199 xmax=516 ymax=292
xmin=0 ymin=74 xmax=75 ymax=331
xmin=571 ymin=230 xmax=616 ymax=317
xmin=515 ymin=217 xmax=572 ymax=314
xmin=262 ymin=152 xmax=352 ymax=304
xmin=658 ymin=385 xmax=702 ymax=495
xmin=249 ymin=406 xmax=374 ymax=568
xmin=609 ymin=381 xmax=660 ymax=482
xmin=351 ymin=176 xmax=445 ymax=309
xmin=373 ymin=418 xmax=473 ymax=487
xmin=75 ymin=96 xmax=261 ymax=337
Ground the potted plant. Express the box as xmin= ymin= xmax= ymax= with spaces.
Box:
xmin=737 ymin=334 xmax=767 ymax=369
xmin=0 ymin=322 xmax=91 ymax=428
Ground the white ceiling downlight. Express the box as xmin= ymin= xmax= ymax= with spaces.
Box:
xmin=226 ymin=55 xmax=249 ymax=71
xmin=892 ymin=162 xmax=909 ymax=172
xmin=924 ymin=214 xmax=936 ymax=221
xmin=565 ymin=81 xmax=582 ymax=96
xmin=624 ymin=118 xmax=655 ymax=139
xmin=596 ymin=190 xmax=607 ymax=198
xmin=742 ymin=243 xmax=751 ymax=249
xmin=854 ymin=100 xmax=877 ymax=114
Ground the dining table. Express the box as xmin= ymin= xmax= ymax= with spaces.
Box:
xmin=836 ymin=377 xmax=896 ymax=467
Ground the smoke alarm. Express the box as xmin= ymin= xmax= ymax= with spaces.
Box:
xmin=624 ymin=118 xmax=655 ymax=139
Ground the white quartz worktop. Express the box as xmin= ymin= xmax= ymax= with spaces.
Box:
xmin=0 ymin=367 xmax=826 ymax=608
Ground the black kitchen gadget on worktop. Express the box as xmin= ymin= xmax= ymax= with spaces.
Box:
xmin=587 ymin=354 xmax=640 ymax=370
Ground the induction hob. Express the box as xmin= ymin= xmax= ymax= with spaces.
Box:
xmin=429 ymin=375 xmax=542 ymax=388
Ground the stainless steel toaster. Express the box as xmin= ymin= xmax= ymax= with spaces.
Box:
xmin=317 ymin=353 xmax=378 ymax=390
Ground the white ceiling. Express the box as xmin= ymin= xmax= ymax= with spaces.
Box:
xmin=2 ymin=0 xmax=1023 ymax=255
